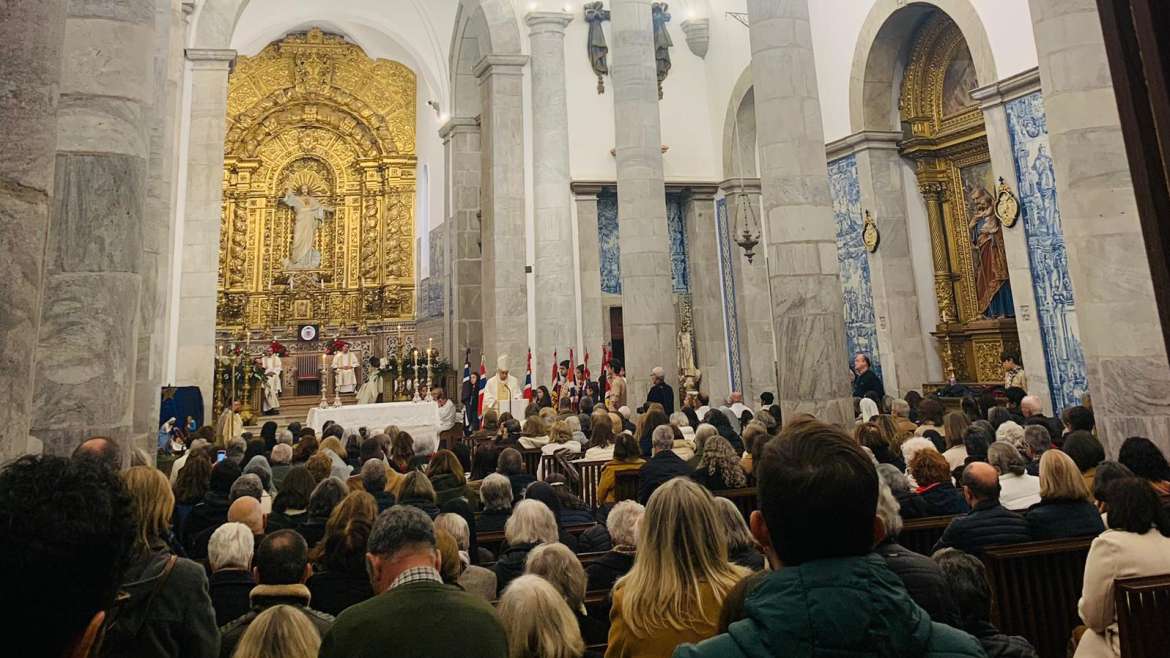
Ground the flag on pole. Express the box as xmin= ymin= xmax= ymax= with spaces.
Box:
xmin=583 ymin=350 xmax=592 ymax=383
xmin=460 ymin=349 xmax=472 ymax=403
xmin=523 ymin=350 xmax=533 ymax=400
xmin=550 ymin=350 xmax=561 ymax=404
xmin=476 ymin=354 xmax=488 ymax=416
xmin=600 ymin=345 xmax=610 ymax=404
xmin=567 ymin=348 xmax=578 ymax=406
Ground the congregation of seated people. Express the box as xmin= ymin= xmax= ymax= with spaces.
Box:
xmin=6 ymin=371 xmax=1170 ymax=658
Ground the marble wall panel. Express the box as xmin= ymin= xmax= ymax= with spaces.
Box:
xmin=827 ymin=155 xmax=882 ymax=379
xmin=716 ymin=197 xmax=744 ymax=392
xmin=1005 ymin=92 xmax=1088 ymax=410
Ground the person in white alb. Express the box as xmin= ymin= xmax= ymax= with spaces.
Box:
xmin=434 ymin=387 xmax=456 ymax=432
xmin=332 ymin=343 xmax=359 ymax=393
xmin=482 ymin=355 xmax=520 ymax=416
xmin=728 ymin=391 xmax=752 ymax=419
xmin=261 ymin=348 xmax=283 ymax=415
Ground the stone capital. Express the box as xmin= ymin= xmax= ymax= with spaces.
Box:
xmin=680 ymin=18 xmax=710 ymax=58
xmin=825 ymin=130 xmax=902 ymax=161
xmin=185 ymin=48 xmax=236 ymax=71
xmin=718 ymin=177 xmax=761 ymax=196
xmin=526 ymin=11 xmax=573 ymax=33
xmin=570 ymin=181 xmax=607 ymax=199
xmin=439 ymin=116 xmax=480 ymax=141
xmin=970 ymin=67 xmax=1042 ymax=110
xmin=684 ymin=184 xmax=720 ymax=202
xmin=473 ymin=54 xmax=529 ymax=80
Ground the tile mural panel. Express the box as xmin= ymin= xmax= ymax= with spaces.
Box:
xmin=828 ymin=155 xmax=882 ymax=379
xmin=1005 ymin=91 xmax=1087 ymax=410
xmin=666 ymin=193 xmax=690 ymax=294
xmin=716 ymin=197 xmax=743 ymax=392
xmin=597 ymin=191 xmax=690 ymax=295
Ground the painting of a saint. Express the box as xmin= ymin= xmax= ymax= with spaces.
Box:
xmin=961 ymin=163 xmax=1013 ymax=318
xmin=942 ymin=47 xmax=979 ymax=117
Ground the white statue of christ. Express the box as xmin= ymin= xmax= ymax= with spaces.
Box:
xmin=281 ymin=185 xmax=332 ymax=270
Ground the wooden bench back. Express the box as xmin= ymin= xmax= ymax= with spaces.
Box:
xmin=577 ymin=460 xmax=608 ymax=510
xmin=898 ymin=515 xmax=955 ymax=556
xmin=982 ymin=538 xmax=1092 ymax=658
xmin=520 ymin=449 xmax=541 ymax=476
xmin=615 ymin=470 xmax=640 ymax=502
xmin=476 ymin=521 xmax=598 ymax=555
xmin=1115 ymin=573 xmax=1170 ymax=658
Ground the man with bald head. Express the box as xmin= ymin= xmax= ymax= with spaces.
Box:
xmin=72 ymin=436 xmax=122 ymax=471
xmin=228 ymin=496 xmax=265 ymax=538
xmin=933 ymin=462 xmax=1031 ymax=555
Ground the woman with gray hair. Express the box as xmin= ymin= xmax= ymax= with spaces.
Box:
xmin=497 ymin=575 xmax=586 ymax=658
xmin=713 ymin=497 xmax=764 ymax=570
xmin=525 ymin=543 xmax=608 ymax=645
xmin=687 ymin=423 xmax=719 ymax=469
xmin=207 ymin=522 xmax=256 ymax=626
xmin=586 ymin=500 xmax=643 ymax=591
xmin=876 ymin=463 xmax=929 ymax=519
xmin=435 ymin=513 xmax=497 ymax=601
xmin=988 ymin=441 xmax=1040 ymax=511
xmin=493 ymin=499 xmax=559 ymax=595
xmin=477 ymin=472 xmax=514 ymax=533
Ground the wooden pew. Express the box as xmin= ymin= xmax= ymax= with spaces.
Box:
xmin=476 ymin=521 xmax=600 ymax=556
xmin=898 ymin=515 xmax=955 ymax=556
xmin=1115 ymin=573 xmax=1170 ymax=658
xmin=982 ymin=538 xmax=1092 ymax=658
xmin=520 ymin=449 xmax=541 ymax=476
xmin=615 ymin=470 xmax=640 ymax=502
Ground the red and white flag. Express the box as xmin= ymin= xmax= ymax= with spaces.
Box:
xmin=523 ymin=350 xmax=533 ymax=401
xmin=476 ymin=354 xmax=487 ymax=416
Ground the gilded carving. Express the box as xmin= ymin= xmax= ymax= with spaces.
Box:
xmin=218 ymin=29 xmax=416 ymax=332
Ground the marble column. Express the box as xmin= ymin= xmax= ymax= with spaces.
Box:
xmin=684 ymin=187 xmax=731 ymax=403
xmin=833 ymin=132 xmax=931 ymax=397
xmin=611 ymin=0 xmax=677 ymax=404
xmin=1029 ymin=0 xmax=1170 ymax=452
xmin=133 ymin=0 xmax=186 ymax=449
xmin=33 ymin=0 xmax=156 ymax=456
xmin=475 ymin=55 xmax=530 ymax=368
xmin=573 ymin=183 xmax=605 ymax=364
xmin=527 ymin=12 xmax=576 ymax=379
xmin=440 ymin=117 xmax=483 ymax=361
xmin=721 ymin=179 xmax=776 ymax=404
xmin=747 ymin=0 xmax=852 ymax=424
xmin=175 ymin=48 xmax=235 ymax=410
xmin=0 ymin=0 xmax=68 ymax=460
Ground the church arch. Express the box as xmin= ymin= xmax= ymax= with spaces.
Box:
xmin=448 ymin=0 xmax=523 ymax=118
xmin=721 ymin=66 xmax=758 ymax=181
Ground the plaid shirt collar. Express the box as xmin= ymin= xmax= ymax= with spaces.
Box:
xmin=389 ymin=566 xmax=442 ymax=591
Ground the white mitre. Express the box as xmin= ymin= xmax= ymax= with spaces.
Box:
xmin=497 ymin=354 xmax=509 ymax=373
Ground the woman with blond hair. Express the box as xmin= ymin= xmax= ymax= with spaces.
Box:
xmin=525 ymin=543 xmax=608 ymax=645
xmin=427 ymin=449 xmax=476 ymax=507
xmin=1025 ymin=449 xmax=1105 ymax=540
xmin=942 ymin=411 xmax=971 ymax=471
xmin=306 ymin=490 xmax=377 ymax=614
xmin=692 ymin=436 xmax=746 ymax=491
xmin=494 ymin=499 xmax=559 ymax=594
xmin=231 ymin=604 xmax=321 ymax=658
xmin=606 ymin=478 xmax=750 ymax=657
xmin=111 ymin=467 xmax=218 ymax=658
xmin=398 ymin=470 xmax=440 ymax=518
xmin=498 ymin=575 xmax=587 ymax=658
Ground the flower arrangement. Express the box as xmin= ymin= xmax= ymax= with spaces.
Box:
xmin=324 ymin=339 xmax=348 ymax=355
xmin=268 ymin=340 xmax=288 ymax=357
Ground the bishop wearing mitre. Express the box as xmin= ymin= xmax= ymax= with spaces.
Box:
xmin=332 ymin=344 xmax=359 ymax=394
xmin=482 ymin=354 xmax=520 ymax=416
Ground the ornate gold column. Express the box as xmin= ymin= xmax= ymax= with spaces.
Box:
xmin=921 ymin=181 xmax=961 ymax=379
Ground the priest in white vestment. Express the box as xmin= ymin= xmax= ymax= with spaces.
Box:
xmin=261 ymin=349 xmax=283 ymax=414
xmin=356 ymin=356 xmax=384 ymax=405
xmin=434 ymin=387 xmax=456 ymax=432
xmin=482 ymin=354 xmax=520 ymax=416
xmin=216 ymin=400 xmax=243 ymax=446
xmin=332 ymin=344 xmax=359 ymax=393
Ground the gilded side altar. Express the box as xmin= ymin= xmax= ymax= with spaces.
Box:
xmin=217 ymin=29 xmax=417 ymax=332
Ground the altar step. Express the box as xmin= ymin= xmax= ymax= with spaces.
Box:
xmin=244 ymin=393 xmax=356 ymax=431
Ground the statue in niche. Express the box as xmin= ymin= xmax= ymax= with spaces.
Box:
xmin=282 ymin=184 xmax=333 ymax=270
xmin=965 ymin=180 xmax=1014 ymax=318
xmin=584 ymin=2 xmax=610 ymax=94
xmin=652 ymin=3 xmax=673 ymax=99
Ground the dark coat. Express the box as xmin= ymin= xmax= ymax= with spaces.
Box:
xmin=575 ymin=608 xmax=610 ymax=646
xmin=319 ymin=580 xmax=506 ymax=658
xmin=219 ymin=584 xmax=334 ymax=658
xmin=933 ymin=500 xmax=1032 ymax=555
xmin=401 ymin=496 xmax=441 ymax=519
xmin=371 ymin=490 xmax=396 ymax=513
xmin=181 ymin=491 xmax=230 ymax=551
xmin=296 ymin=516 xmax=328 ymax=548
xmin=264 ymin=509 xmax=307 ymax=533
xmin=576 ymin=523 xmax=614 ymax=554
xmin=730 ymin=546 xmax=767 ymax=571
xmin=637 ymin=451 xmax=694 ymax=504
xmin=852 ymin=369 xmax=885 ymax=400
xmin=874 ymin=539 xmax=960 ymax=627
xmin=307 ymin=568 xmax=375 ymax=616
xmin=1024 ymin=498 xmax=1105 ymax=540
xmin=895 ymin=489 xmax=931 ymax=520
xmin=431 ymin=473 xmax=476 ymax=509
xmin=208 ymin=569 xmax=254 ymax=628
xmin=585 ymin=549 xmax=635 ymax=591
xmin=646 ymin=382 xmax=675 ymax=415
xmin=693 ymin=468 xmax=738 ymax=492
xmin=477 ymin=508 xmax=511 ymax=533
xmin=967 ymin=620 xmax=1039 ymax=658
xmin=270 ymin=463 xmax=291 ymax=490
xmin=918 ymin=482 xmax=971 ymax=516
xmin=104 ymin=549 xmax=219 ymax=658
xmin=492 ymin=541 xmax=538 ymax=596
xmin=507 ymin=472 xmax=536 ymax=502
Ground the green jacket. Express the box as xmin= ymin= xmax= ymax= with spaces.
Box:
xmin=319 ymin=580 xmax=507 ymax=658
xmin=674 ymin=554 xmax=986 ymax=658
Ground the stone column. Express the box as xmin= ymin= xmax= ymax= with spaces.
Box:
xmin=1029 ymin=0 xmax=1170 ymax=451
xmin=573 ymin=183 xmax=605 ymax=362
xmin=721 ymin=178 xmax=776 ymax=404
xmin=611 ymin=0 xmax=677 ymax=404
xmin=684 ymin=187 xmax=731 ymax=403
xmin=174 ymin=48 xmax=235 ymax=410
xmin=0 ymin=0 xmax=68 ymax=460
xmin=440 ymin=117 xmax=483 ymax=361
xmin=476 ymin=55 xmax=530 ymax=367
xmin=33 ymin=0 xmax=157 ymax=456
xmin=747 ymin=0 xmax=852 ymax=423
xmin=527 ymin=12 xmax=576 ymax=379
xmin=839 ymin=132 xmax=930 ymax=396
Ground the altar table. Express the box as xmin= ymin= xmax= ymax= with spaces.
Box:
xmin=307 ymin=401 xmax=440 ymax=447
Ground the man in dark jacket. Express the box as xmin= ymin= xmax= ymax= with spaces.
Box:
xmin=674 ymin=420 xmax=983 ymax=658
xmin=645 ymin=366 xmax=675 ymax=415
xmin=933 ymin=462 xmax=1032 ymax=555
xmin=320 ymin=506 xmax=507 ymax=658
xmin=851 ymin=352 xmax=885 ymax=400
xmin=934 ymin=549 xmax=1039 ymax=658
xmin=875 ymin=480 xmax=960 ymax=627
xmin=219 ymin=530 xmax=333 ymax=657
xmin=638 ymin=425 xmax=693 ymax=504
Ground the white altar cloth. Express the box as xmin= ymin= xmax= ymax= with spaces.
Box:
xmin=307 ymin=401 xmax=440 ymax=447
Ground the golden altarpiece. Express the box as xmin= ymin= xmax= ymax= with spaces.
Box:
xmin=214 ymin=29 xmax=419 ymax=411
xmin=899 ymin=14 xmax=1020 ymax=384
